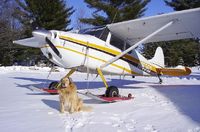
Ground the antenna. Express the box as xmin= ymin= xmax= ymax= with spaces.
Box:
xmin=99 ymin=11 xmax=118 ymax=41
xmin=111 ymin=11 xmax=118 ymax=24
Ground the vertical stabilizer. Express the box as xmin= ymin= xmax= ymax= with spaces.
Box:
xmin=149 ymin=47 xmax=165 ymax=67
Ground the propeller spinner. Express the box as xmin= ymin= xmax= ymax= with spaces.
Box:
xmin=32 ymin=30 xmax=62 ymax=58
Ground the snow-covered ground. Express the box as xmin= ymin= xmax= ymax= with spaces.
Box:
xmin=0 ymin=66 xmax=200 ymax=132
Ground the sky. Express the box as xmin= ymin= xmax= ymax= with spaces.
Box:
xmin=67 ymin=0 xmax=174 ymax=29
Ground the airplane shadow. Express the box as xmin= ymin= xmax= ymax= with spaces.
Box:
xmin=41 ymin=98 xmax=109 ymax=113
xmin=82 ymin=99 xmax=111 ymax=104
xmin=75 ymin=78 xmax=146 ymax=89
xmin=11 ymin=77 xmax=55 ymax=82
xmin=13 ymin=75 xmax=200 ymax=122
xmin=151 ymin=84 xmax=200 ymax=124
xmin=13 ymin=77 xmax=147 ymax=90
xmin=163 ymin=74 xmax=200 ymax=81
xmin=42 ymin=99 xmax=59 ymax=111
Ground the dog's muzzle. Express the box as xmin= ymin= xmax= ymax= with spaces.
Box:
xmin=60 ymin=83 xmax=67 ymax=89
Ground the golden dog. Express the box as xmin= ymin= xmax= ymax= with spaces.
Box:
xmin=57 ymin=77 xmax=91 ymax=113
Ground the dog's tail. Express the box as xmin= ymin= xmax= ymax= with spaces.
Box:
xmin=81 ymin=106 xmax=93 ymax=112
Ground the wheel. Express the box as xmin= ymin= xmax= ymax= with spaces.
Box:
xmin=48 ymin=81 xmax=59 ymax=90
xmin=105 ymin=86 xmax=119 ymax=97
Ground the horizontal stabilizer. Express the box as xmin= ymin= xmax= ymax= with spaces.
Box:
xmin=157 ymin=66 xmax=191 ymax=76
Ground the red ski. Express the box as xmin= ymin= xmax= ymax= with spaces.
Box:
xmin=78 ymin=91 xmax=134 ymax=103
xmin=42 ymin=88 xmax=58 ymax=94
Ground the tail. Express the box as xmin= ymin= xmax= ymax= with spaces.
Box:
xmin=149 ymin=47 xmax=191 ymax=76
xmin=81 ymin=106 xmax=93 ymax=112
xmin=149 ymin=47 xmax=165 ymax=67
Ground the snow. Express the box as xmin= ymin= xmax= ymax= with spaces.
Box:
xmin=0 ymin=66 xmax=200 ymax=132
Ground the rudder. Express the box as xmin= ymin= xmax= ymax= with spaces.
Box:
xmin=149 ymin=47 xmax=165 ymax=67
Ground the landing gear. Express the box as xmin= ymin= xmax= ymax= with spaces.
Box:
xmin=78 ymin=68 xmax=133 ymax=102
xmin=48 ymin=68 xmax=77 ymax=90
xmin=54 ymin=68 xmax=77 ymax=88
xmin=105 ymin=86 xmax=119 ymax=97
xmin=158 ymin=74 xmax=162 ymax=84
xmin=48 ymin=81 xmax=59 ymax=89
xmin=96 ymin=68 xmax=120 ymax=97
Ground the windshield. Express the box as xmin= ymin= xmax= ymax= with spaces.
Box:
xmin=79 ymin=26 xmax=109 ymax=41
xmin=79 ymin=26 xmax=131 ymax=53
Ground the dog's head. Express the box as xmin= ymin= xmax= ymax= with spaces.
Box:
xmin=60 ymin=77 xmax=72 ymax=88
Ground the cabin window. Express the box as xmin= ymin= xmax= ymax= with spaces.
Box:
xmin=79 ymin=26 xmax=109 ymax=41
xmin=53 ymin=32 xmax=57 ymax=38
xmin=110 ymin=34 xmax=131 ymax=52
xmin=80 ymin=27 xmax=131 ymax=53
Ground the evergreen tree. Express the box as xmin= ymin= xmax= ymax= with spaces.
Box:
xmin=15 ymin=0 xmax=74 ymax=36
xmin=143 ymin=39 xmax=199 ymax=67
xmin=164 ymin=0 xmax=200 ymax=66
xmin=165 ymin=0 xmax=200 ymax=10
xmin=10 ymin=0 xmax=74 ymax=66
xmin=194 ymin=54 xmax=200 ymax=66
xmin=0 ymin=0 xmax=24 ymax=66
xmin=142 ymin=0 xmax=200 ymax=67
xmin=80 ymin=0 xmax=150 ymax=26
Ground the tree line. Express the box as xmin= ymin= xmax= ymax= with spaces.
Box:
xmin=0 ymin=0 xmax=199 ymax=67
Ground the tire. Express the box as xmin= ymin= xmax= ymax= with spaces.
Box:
xmin=48 ymin=81 xmax=59 ymax=90
xmin=105 ymin=86 xmax=119 ymax=97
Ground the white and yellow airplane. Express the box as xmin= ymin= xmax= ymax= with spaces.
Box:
xmin=14 ymin=8 xmax=200 ymax=97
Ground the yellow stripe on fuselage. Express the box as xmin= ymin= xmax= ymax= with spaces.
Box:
xmin=59 ymin=35 xmax=158 ymax=73
xmin=42 ymin=45 xmax=140 ymax=75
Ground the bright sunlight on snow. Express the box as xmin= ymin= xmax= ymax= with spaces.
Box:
xmin=0 ymin=66 xmax=200 ymax=132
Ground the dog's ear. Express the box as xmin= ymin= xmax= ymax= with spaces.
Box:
xmin=67 ymin=77 xmax=72 ymax=84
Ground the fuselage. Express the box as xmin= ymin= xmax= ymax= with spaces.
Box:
xmin=40 ymin=30 xmax=160 ymax=76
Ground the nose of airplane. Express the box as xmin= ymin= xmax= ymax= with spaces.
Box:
xmin=33 ymin=30 xmax=62 ymax=58
xmin=32 ymin=30 xmax=52 ymax=40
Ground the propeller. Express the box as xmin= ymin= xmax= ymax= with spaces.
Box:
xmin=45 ymin=37 xmax=62 ymax=58
xmin=32 ymin=30 xmax=62 ymax=58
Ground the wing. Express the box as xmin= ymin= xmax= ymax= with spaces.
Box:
xmin=107 ymin=8 xmax=200 ymax=45
xmin=101 ymin=8 xmax=200 ymax=69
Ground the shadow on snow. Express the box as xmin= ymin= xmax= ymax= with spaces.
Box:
xmin=151 ymin=84 xmax=200 ymax=124
xmin=42 ymin=99 xmax=59 ymax=111
xmin=12 ymin=75 xmax=200 ymax=123
xmin=12 ymin=77 xmax=146 ymax=90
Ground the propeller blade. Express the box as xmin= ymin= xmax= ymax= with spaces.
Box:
xmin=45 ymin=37 xmax=62 ymax=58
xmin=32 ymin=29 xmax=62 ymax=58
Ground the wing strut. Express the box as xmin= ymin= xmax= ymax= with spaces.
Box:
xmin=100 ymin=20 xmax=175 ymax=69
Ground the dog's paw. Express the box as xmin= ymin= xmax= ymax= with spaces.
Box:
xmin=60 ymin=111 xmax=65 ymax=114
xmin=81 ymin=106 xmax=93 ymax=112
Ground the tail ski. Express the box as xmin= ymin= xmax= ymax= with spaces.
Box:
xmin=149 ymin=47 xmax=165 ymax=67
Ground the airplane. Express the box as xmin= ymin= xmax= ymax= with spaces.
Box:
xmin=13 ymin=8 xmax=200 ymax=97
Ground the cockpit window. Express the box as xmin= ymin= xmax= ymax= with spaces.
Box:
xmin=53 ymin=32 xmax=57 ymax=38
xmin=79 ymin=26 xmax=109 ymax=41
xmin=110 ymin=34 xmax=131 ymax=52
xmin=80 ymin=26 xmax=131 ymax=53
xmin=110 ymin=35 xmax=124 ymax=51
